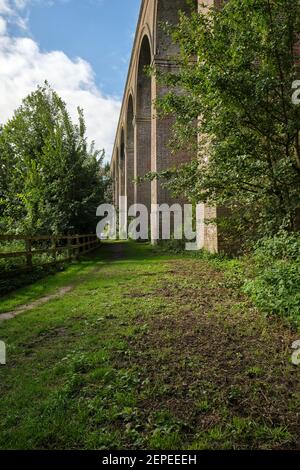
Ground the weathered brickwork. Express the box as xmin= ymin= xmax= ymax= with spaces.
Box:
xmin=111 ymin=0 xmax=223 ymax=252
xmin=126 ymin=95 xmax=135 ymax=209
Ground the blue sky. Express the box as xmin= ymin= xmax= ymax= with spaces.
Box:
xmin=0 ymin=0 xmax=141 ymax=159
xmin=26 ymin=0 xmax=141 ymax=99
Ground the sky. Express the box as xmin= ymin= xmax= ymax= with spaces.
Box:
xmin=0 ymin=0 xmax=141 ymax=160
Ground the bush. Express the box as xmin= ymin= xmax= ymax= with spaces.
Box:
xmin=156 ymin=238 xmax=187 ymax=254
xmin=243 ymin=232 xmax=300 ymax=325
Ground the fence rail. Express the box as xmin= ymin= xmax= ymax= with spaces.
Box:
xmin=0 ymin=233 xmax=100 ymax=274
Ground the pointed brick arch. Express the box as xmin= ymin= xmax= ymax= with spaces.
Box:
xmin=135 ymin=34 xmax=152 ymax=210
xmin=126 ymin=94 xmax=135 ymax=208
xmin=119 ymin=129 xmax=125 ymax=198
xmin=115 ymin=147 xmax=119 ymax=207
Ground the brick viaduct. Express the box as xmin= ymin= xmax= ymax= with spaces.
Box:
xmin=111 ymin=0 xmax=223 ymax=252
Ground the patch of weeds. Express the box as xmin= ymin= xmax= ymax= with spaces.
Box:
xmin=146 ymin=411 xmax=186 ymax=450
xmin=227 ymin=385 xmax=243 ymax=406
xmin=195 ymin=400 xmax=212 ymax=413
xmin=189 ymin=417 xmax=293 ymax=450
xmin=246 ymin=366 xmax=263 ymax=378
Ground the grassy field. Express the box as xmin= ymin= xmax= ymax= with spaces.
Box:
xmin=0 ymin=241 xmax=299 ymax=450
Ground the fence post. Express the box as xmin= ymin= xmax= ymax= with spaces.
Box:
xmin=25 ymin=238 xmax=33 ymax=270
xmin=51 ymin=236 xmax=57 ymax=261
xmin=67 ymin=236 xmax=72 ymax=260
xmin=77 ymin=235 xmax=80 ymax=258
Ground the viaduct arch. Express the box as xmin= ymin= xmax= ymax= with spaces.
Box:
xmin=111 ymin=0 xmax=221 ymax=252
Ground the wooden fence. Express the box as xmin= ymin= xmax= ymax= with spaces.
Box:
xmin=0 ymin=234 xmax=100 ymax=274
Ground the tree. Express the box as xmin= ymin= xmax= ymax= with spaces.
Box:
xmin=152 ymin=0 xmax=300 ymax=243
xmin=0 ymin=82 xmax=110 ymax=235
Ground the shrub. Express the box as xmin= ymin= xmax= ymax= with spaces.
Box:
xmin=243 ymin=232 xmax=300 ymax=325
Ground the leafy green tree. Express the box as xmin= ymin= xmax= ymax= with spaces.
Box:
xmin=0 ymin=83 xmax=109 ymax=235
xmin=152 ymin=0 xmax=300 ymax=242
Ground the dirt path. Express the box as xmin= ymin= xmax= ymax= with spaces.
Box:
xmin=0 ymin=253 xmax=107 ymax=322
xmin=0 ymin=286 xmax=73 ymax=321
xmin=108 ymin=241 xmax=126 ymax=260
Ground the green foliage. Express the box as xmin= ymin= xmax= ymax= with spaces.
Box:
xmin=152 ymin=0 xmax=300 ymax=239
xmin=155 ymin=238 xmax=187 ymax=254
xmin=0 ymin=82 xmax=111 ymax=235
xmin=243 ymin=231 xmax=300 ymax=323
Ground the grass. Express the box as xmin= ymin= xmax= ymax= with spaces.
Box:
xmin=0 ymin=239 xmax=85 ymax=296
xmin=0 ymin=241 xmax=299 ymax=450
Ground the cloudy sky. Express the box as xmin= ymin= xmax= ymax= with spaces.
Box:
xmin=0 ymin=0 xmax=141 ymax=160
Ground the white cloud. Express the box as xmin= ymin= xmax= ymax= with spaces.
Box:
xmin=0 ymin=0 xmax=121 ymax=159
xmin=0 ymin=16 xmax=6 ymax=33
xmin=0 ymin=1 xmax=12 ymax=14
xmin=0 ymin=0 xmax=28 ymax=30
